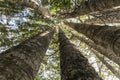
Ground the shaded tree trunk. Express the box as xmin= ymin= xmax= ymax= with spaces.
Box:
xmin=92 ymin=50 xmax=120 ymax=79
xmin=64 ymin=22 xmax=120 ymax=57
xmin=71 ymin=32 xmax=120 ymax=66
xmin=63 ymin=0 xmax=120 ymax=18
xmin=6 ymin=0 xmax=51 ymax=18
xmin=0 ymin=28 xmax=55 ymax=80
xmin=59 ymin=28 xmax=102 ymax=80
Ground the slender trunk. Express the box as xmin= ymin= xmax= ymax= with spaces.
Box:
xmin=59 ymin=28 xmax=102 ymax=80
xmin=0 ymin=28 xmax=55 ymax=80
xmin=63 ymin=0 xmax=120 ymax=18
xmin=64 ymin=22 xmax=120 ymax=57
xmin=5 ymin=0 xmax=51 ymax=18
xmin=92 ymin=49 xmax=120 ymax=79
xmin=71 ymin=33 xmax=120 ymax=66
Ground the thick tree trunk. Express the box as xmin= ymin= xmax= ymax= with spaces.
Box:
xmin=92 ymin=50 xmax=120 ymax=79
xmin=65 ymin=22 xmax=120 ymax=57
xmin=59 ymin=28 xmax=102 ymax=80
xmin=5 ymin=0 xmax=51 ymax=18
xmin=63 ymin=0 xmax=120 ymax=18
xmin=0 ymin=28 xmax=55 ymax=80
xmin=71 ymin=33 xmax=120 ymax=66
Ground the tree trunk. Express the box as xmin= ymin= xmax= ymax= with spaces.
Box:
xmin=64 ymin=22 xmax=120 ymax=57
xmin=59 ymin=28 xmax=102 ymax=80
xmin=85 ymin=8 xmax=120 ymax=24
xmin=5 ymin=0 xmax=51 ymax=18
xmin=85 ymin=17 xmax=120 ymax=24
xmin=71 ymin=32 xmax=120 ymax=66
xmin=92 ymin=49 xmax=120 ymax=79
xmin=0 ymin=28 xmax=55 ymax=80
xmin=63 ymin=0 xmax=120 ymax=18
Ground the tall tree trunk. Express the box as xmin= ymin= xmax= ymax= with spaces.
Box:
xmin=0 ymin=28 xmax=55 ymax=80
xmin=63 ymin=0 xmax=120 ymax=18
xmin=92 ymin=49 xmax=120 ymax=79
xmin=5 ymin=0 xmax=51 ymax=18
xmin=59 ymin=28 xmax=102 ymax=80
xmin=64 ymin=22 xmax=120 ymax=57
xmin=71 ymin=32 xmax=120 ymax=66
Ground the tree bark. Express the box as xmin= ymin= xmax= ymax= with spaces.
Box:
xmin=59 ymin=28 xmax=102 ymax=80
xmin=85 ymin=17 xmax=120 ymax=24
xmin=63 ymin=0 xmax=120 ymax=18
xmin=5 ymin=0 xmax=51 ymax=18
xmin=92 ymin=50 xmax=120 ymax=79
xmin=64 ymin=22 xmax=120 ymax=57
xmin=71 ymin=33 xmax=120 ymax=66
xmin=0 ymin=28 xmax=55 ymax=80
xmin=85 ymin=8 xmax=120 ymax=24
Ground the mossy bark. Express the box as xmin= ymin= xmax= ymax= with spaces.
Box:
xmin=0 ymin=28 xmax=54 ymax=80
xmin=65 ymin=22 xmax=120 ymax=57
xmin=59 ymin=28 xmax=102 ymax=80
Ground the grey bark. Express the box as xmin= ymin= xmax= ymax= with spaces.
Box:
xmin=71 ymin=33 xmax=120 ymax=66
xmin=63 ymin=0 xmax=120 ymax=18
xmin=0 ymin=28 xmax=55 ymax=80
xmin=64 ymin=22 xmax=120 ymax=57
xmin=59 ymin=28 xmax=102 ymax=80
